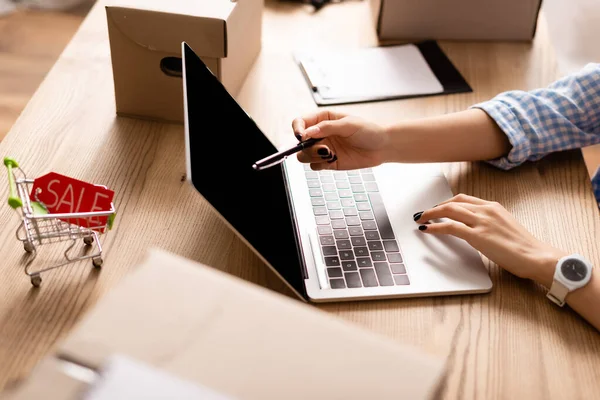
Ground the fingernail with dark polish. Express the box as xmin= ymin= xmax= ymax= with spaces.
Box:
xmin=418 ymin=225 xmax=427 ymax=231
xmin=413 ymin=211 xmax=423 ymax=221
xmin=327 ymin=154 xmax=338 ymax=164
xmin=295 ymin=133 xmax=302 ymax=141
xmin=317 ymin=148 xmax=330 ymax=156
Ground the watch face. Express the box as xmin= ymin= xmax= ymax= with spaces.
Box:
xmin=561 ymin=259 xmax=588 ymax=282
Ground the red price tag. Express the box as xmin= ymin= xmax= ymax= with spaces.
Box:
xmin=30 ymin=172 xmax=115 ymax=231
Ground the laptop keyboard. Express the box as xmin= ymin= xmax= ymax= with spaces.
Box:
xmin=304 ymin=164 xmax=410 ymax=289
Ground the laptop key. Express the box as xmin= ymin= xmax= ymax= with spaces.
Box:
xmin=324 ymin=256 xmax=340 ymax=267
xmin=338 ymin=189 xmax=353 ymax=198
xmin=351 ymin=184 xmax=365 ymax=193
xmin=374 ymin=262 xmax=394 ymax=286
xmin=359 ymin=269 xmax=378 ymax=287
xmin=330 ymin=278 xmax=346 ymax=289
xmin=303 ymin=164 xmax=312 ymax=171
xmin=331 ymin=219 xmax=346 ymax=229
xmin=354 ymin=193 xmax=368 ymax=202
xmin=345 ymin=272 xmax=362 ymax=288
xmin=383 ymin=240 xmax=400 ymax=252
xmin=336 ymin=181 xmax=350 ymax=189
xmin=343 ymin=208 xmax=358 ymax=216
xmin=319 ymin=235 xmax=335 ymax=245
xmin=311 ymin=197 xmax=325 ymax=206
xmin=347 ymin=170 xmax=360 ymax=176
xmin=329 ymin=210 xmax=344 ymax=219
xmin=361 ymin=173 xmax=375 ymax=181
xmin=365 ymin=182 xmax=379 ymax=192
xmin=320 ymin=175 xmax=334 ymax=183
xmin=348 ymin=176 xmax=362 ymax=184
xmin=354 ymin=246 xmax=369 ymax=257
xmin=327 ymin=201 xmax=341 ymax=210
xmin=371 ymin=251 xmax=386 ymax=261
xmin=317 ymin=226 xmax=332 ymax=235
xmin=368 ymin=241 xmax=383 ymax=251
xmin=334 ymin=230 xmax=349 ymax=239
xmin=342 ymin=261 xmax=357 ymax=271
xmin=336 ymin=240 xmax=352 ymax=250
xmin=390 ymin=263 xmax=406 ymax=274
xmin=334 ymin=172 xmax=347 ymax=180
xmin=322 ymin=246 xmax=337 ymax=256
xmin=357 ymin=202 xmax=371 ymax=211
xmin=368 ymin=192 xmax=395 ymax=239
xmin=340 ymin=198 xmax=355 ymax=207
xmin=359 ymin=211 xmax=374 ymax=220
xmin=315 ymin=215 xmax=330 ymax=225
xmin=365 ymin=231 xmax=380 ymax=240
xmin=362 ymin=221 xmax=378 ymax=230
xmin=307 ymin=180 xmax=320 ymax=188
xmin=339 ymin=250 xmax=354 ymax=261
xmin=309 ymin=189 xmax=323 ymax=197
xmin=351 ymin=236 xmax=367 ymax=246
xmin=324 ymin=192 xmax=338 ymax=201
xmin=348 ymin=226 xmax=363 ymax=236
xmin=322 ymin=183 xmax=336 ymax=192
xmin=360 ymin=168 xmax=373 ymax=173
xmin=327 ymin=267 xmax=343 ymax=278
xmin=387 ymin=253 xmax=403 ymax=263
xmin=346 ymin=216 xmax=361 ymax=226
xmin=357 ymin=257 xmax=373 ymax=268
xmin=394 ymin=275 xmax=410 ymax=285
xmin=313 ymin=206 xmax=328 ymax=216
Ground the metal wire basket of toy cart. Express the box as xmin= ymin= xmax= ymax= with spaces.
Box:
xmin=4 ymin=158 xmax=115 ymax=287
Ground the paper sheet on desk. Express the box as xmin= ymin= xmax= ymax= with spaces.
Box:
xmin=297 ymin=44 xmax=444 ymax=100
xmin=83 ymin=354 xmax=234 ymax=400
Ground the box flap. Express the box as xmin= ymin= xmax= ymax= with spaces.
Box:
xmin=57 ymin=248 xmax=444 ymax=400
xmin=106 ymin=2 xmax=235 ymax=58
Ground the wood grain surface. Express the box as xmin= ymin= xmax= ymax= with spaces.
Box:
xmin=0 ymin=2 xmax=93 ymax=141
xmin=0 ymin=0 xmax=598 ymax=398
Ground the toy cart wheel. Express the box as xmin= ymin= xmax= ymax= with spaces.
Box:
xmin=23 ymin=241 xmax=34 ymax=253
xmin=83 ymin=236 xmax=94 ymax=245
xmin=31 ymin=274 xmax=42 ymax=287
xmin=92 ymin=257 xmax=103 ymax=268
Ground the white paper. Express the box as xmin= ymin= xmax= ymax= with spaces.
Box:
xmin=297 ymin=44 xmax=444 ymax=100
xmin=83 ymin=354 xmax=234 ymax=400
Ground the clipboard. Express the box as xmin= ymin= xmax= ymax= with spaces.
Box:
xmin=295 ymin=40 xmax=472 ymax=106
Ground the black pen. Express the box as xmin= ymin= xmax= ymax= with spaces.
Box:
xmin=253 ymin=138 xmax=323 ymax=170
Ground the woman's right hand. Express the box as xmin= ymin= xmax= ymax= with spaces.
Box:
xmin=291 ymin=110 xmax=391 ymax=171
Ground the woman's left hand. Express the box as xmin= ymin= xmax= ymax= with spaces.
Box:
xmin=414 ymin=194 xmax=567 ymax=288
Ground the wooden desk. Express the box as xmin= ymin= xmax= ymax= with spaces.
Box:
xmin=0 ymin=1 xmax=599 ymax=398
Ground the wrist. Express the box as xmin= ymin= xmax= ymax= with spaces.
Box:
xmin=528 ymin=246 xmax=569 ymax=289
xmin=380 ymin=122 xmax=407 ymax=163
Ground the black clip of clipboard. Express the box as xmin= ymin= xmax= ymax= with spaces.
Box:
xmin=295 ymin=40 xmax=472 ymax=106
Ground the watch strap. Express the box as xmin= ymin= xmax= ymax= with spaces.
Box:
xmin=547 ymin=280 xmax=570 ymax=307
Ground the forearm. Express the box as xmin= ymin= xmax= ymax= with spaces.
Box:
xmin=382 ymin=109 xmax=511 ymax=164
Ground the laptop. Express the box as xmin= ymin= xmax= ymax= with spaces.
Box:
xmin=181 ymin=42 xmax=492 ymax=303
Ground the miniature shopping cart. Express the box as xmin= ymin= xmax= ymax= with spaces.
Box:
xmin=4 ymin=158 xmax=115 ymax=287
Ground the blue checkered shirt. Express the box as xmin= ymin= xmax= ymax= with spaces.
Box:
xmin=472 ymin=63 xmax=600 ymax=207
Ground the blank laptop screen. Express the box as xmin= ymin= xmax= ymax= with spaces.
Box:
xmin=182 ymin=42 xmax=306 ymax=298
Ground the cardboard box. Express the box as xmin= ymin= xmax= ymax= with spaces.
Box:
xmin=4 ymin=248 xmax=444 ymax=400
xmin=106 ymin=0 xmax=263 ymax=123
xmin=368 ymin=0 xmax=543 ymax=41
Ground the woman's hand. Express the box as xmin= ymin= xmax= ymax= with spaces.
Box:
xmin=414 ymin=194 xmax=567 ymax=288
xmin=291 ymin=110 xmax=391 ymax=171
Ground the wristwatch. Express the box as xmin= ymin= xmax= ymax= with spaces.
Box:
xmin=547 ymin=254 xmax=593 ymax=307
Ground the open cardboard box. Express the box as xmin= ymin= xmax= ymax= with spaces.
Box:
xmin=4 ymin=248 xmax=445 ymax=399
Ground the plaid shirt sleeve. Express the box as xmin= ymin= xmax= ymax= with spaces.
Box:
xmin=471 ymin=62 xmax=600 ymax=205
